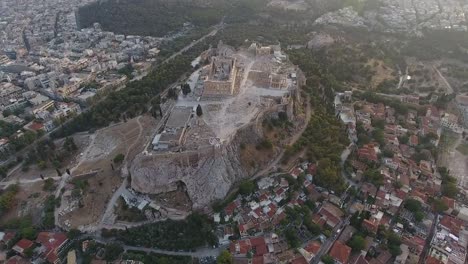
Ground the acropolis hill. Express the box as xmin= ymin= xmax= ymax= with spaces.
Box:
xmin=130 ymin=42 xmax=306 ymax=210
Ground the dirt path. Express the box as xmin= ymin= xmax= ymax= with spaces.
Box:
xmin=99 ymin=116 xmax=144 ymax=229
xmin=449 ymin=136 xmax=468 ymax=190
xmin=433 ymin=65 xmax=455 ymax=94
xmin=0 ymin=176 xmax=61 ymax=187
xmin=253 ymin=94 xmax=312 ymax=178
xmin=124 ymin=116 xmax=144 ymax=165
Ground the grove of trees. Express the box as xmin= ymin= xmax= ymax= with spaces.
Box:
xmin=108 ymin=213 xmax=217 ymax=250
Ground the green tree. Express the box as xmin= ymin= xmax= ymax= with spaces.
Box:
xmin=363 ymin=169 xmax=384 ymax=186
xmin=21 ymin=226 xmax=37 ymax=240
xmin=347 ymin=235 xmax=366 ymax=252
xmin=181 ymin=83 xmax=191 ymax=95
xmin=2 ymin=109 xmax=11 ymax=117
xmin=168 ymin=88 xmax=178 ymax=100
xmin=316 ymin=158 xmax=345 ymax=193
xmin=196 ymin=104 xmax=203 ymax=116
xmin=104 ymin=243 xmax=124 ymax=262
xmin=389 ymin=244 xmax=402 ymax=256
xmin=305 ymin=221 xmax=321 ymax=235
xmin=382 ymin=149 xmax=394 ymax=158
xmin=64 ymin=137 xmax=78 ymax=152
xmin=284 ymin=228 xmax=300 ymax=248
xmin=43 ymin=178 xmax=55 ymax=191
xmin=371 ymin=118 xmax=385 ymax=129
xmin=217 ymin=250 xmax=233 ymax=264
xmin=432 ymin=198 xmax=449 ymax=213
xmin=38 ymin=160 xmax=48 ymax=170
xmin=24 ymin=247 xmax=34 ymax=258
xmin=372 ymin=128 xmax=385 ymax=145
xmin=322 ymin=255 xmax=335 ymax=264
xmin=398 ymin=135 xmax=409 ymax=145
xmin=404 ymin=199 xmax=422 ymax=212
xmin=239 ymin=180 xmax=255 ymax=195
xmin=387 ymin=231 xmax=402 ymax=256
xmin=414 ymin=211 xmax=425 ymax=222
xmin=442 ymin=183 xmax=458 ymax=198
xmin=113 ymin=153 xmax=125 ymax=164
xmin=67 ymin=229 xmax=81 ymax=240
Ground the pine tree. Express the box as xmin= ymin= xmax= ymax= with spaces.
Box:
xmin=196 ymin=104 xmax=203 ymax=116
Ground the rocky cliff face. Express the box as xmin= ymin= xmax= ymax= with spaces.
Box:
xmin=130 ymin=122 xmax=268 ymax=210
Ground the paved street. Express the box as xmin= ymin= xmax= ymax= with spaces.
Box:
xmin=310 ymin=215 xmax=351 ymax=264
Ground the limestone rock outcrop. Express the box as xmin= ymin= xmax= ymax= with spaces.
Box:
xmin=130 ymin=122 xmax=268 ymax=210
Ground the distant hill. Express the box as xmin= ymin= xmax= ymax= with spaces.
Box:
xmin=76 ymin=0 xmax=345 ymax=37
xmin=76 ymin=0 xmax=228 ymax=36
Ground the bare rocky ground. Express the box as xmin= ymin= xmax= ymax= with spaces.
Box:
xmin=0 ymin=181 xmax=53 ymax=226
xmin=58 ymin=115 xmax=158 ymax=228
xmin=6 ymin=133 xmax=92 ymax=181
xmin=448 ymin=137 xmax=468 ymax=191
xmin=438 ymin=131 xmax=468 ymax=192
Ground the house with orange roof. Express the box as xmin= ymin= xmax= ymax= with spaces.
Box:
xmin=313 ymin=202 xmax=344 ymax=229
xmin=304 ymin=241 xmax=321 ymax=255
xmin=439 ymin=215 xmax=464 ymax=236
xmin=409 ymin=135 xmax=419 ymax=147
xmin=12 ymin=239 xmax=34 ymax=256
xmin=357 ymin=144 xmax=379 ymax=163
xmin=441 ymin=196 xmax=455 ymax=213
xmin=36 ymin=232 xmax=69 ymax=264
xmin=425 ymin=256 xmax=444 ymax=264
xmin=290 ymin=256 xmax=308 ymax=264
xmin=329 ymin=240 xmax=351 ymax=264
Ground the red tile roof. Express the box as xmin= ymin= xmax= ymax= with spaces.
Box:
xmin=14 ymin=239 xmax=34 ymax=251
xmin=252 ymin=256 xmax=264 ymax=264
xmin=442 ymin=196 xmax=455 ymax=209
xmin=409 ymin=135 xmax=419 ymax=146
xmin=239 ymin=224 xmax=247 ymax=234
xmin=425 ymin=256 xmax=444 ymax=264
xmin=376 ymin=190 xmax=386 ymax=200
xmin=36 ymin=232 xmax=68 ymax=263
xmin=308 ymin=164 xmax=317 ymax=175
xmin=291 ymin=256 xmax=308 ymax=264
xmin=259 ymin=194 xmax=268 ymax=202
xmin=225 ymin=202 xmax=237 ymax=216
xmin=250 ymin=237 xmax=267 ymax=256
xmin=375 ymin=250 xmax=392 ymax=263
xmin=273 ymin=212 xmax=286 ymax=225
xmin=439 ymin=215 xmax=464 ymax=235
xmin=238 ymin=240 xmax=252 ymax=254
xmin=254 ymin=207 xmax=263 ymax=217
xmin=27 ymin=121 xmax=44 ymax=131
xmin=357 ymin=144 xmax=378 ymax=162
xmin=402 ymin=236 xmax=423 ymax=254
xmin=362 ymin=218 xmax=379 ymax=233
xmin=329 ymin=241 xmax=351 ymax=264
xmin=318 ymin=208 xmax=340 ymax=228
xmin=291 ymin=168 xmax=302 ymax=178
xmin=304 ymin=241 xmax=321 ymax=255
